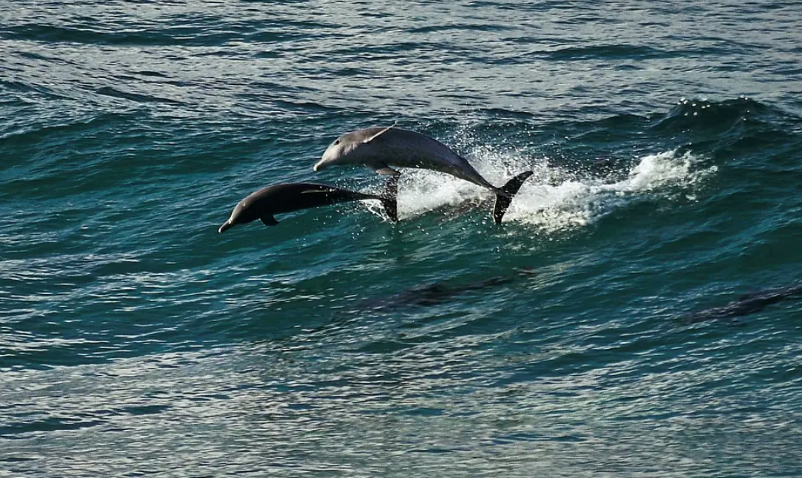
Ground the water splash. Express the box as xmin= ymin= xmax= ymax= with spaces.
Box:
xmin=375 ymin=148 xmax=716 ymax=231
xmin=507 ymin=150 xmax=716 ymax=231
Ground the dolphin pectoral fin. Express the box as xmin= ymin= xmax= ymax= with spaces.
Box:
xmin=260 ymin=215 xmax=279 ymax=226
xmin=492 ymin=170 xmax=534 ymax=224
xmin=369 ymin=162 xmax=400 ymax=176
xmin=375 ymin=167 xmax=399 ymax=176
xmin=363 ymin=123 xmax=396 ymax=144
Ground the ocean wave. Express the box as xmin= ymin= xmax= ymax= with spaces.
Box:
xmin=651 ymin=97 xmax=800 ymax=134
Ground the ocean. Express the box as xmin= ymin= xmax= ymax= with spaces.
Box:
xmin=2 ymin=1 xmax=802 ymax=476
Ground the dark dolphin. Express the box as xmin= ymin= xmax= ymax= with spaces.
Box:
xmin=218 ymin=182 xmax=397 ymax=233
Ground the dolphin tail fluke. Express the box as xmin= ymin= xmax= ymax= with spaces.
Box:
xmin=381 ymin=175 xmax=399 ymax=222
xmin=492 ymin=171 xmax=534 ymax=224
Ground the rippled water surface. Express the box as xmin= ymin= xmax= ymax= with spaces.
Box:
xmin=2 ymin=1 xmax=802 ymax=476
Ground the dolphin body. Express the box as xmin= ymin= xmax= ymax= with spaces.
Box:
xmin=313 ymin=125 xmax=533 ymax=223
xmin=218 ymin=182 xmax=397 ymax=233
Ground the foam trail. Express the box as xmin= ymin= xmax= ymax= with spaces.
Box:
xmin=504 ymin=150 xmax=716 ymax=231
xmin=362 ymin=147 xmax=716 ymax=228
xmin=392 ymin=147 xmax=551 ymax=220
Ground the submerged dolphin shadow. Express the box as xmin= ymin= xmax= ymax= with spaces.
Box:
xmin=351 ymin=267 xmax=537 ymax=314
xmin=251 ymin=268 xmax=539 ymax=346
xmin=681 ymin=283 xmax=802 ymax=324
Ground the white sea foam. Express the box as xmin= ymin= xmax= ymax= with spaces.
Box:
xmin=378 ymin=148 xmax=716 ymax=232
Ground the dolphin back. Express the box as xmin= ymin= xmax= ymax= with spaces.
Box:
xmin=287 ymin=183 xmax=381 ymax=210
xmin=376 ymin=129 xmax=496 ymax=190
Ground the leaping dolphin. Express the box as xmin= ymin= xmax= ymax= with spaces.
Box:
xmin=313 ymin=125 xmax=533 ymax=223
xmin=218 ymin=182 xmax=397 ymax=233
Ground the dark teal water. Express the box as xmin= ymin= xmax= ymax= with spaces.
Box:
xmin=2 ymin=1 xmax=802 ymax=476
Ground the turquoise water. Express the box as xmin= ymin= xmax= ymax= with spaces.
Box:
xmin=2 ymin=1 xmax=802 ymax=476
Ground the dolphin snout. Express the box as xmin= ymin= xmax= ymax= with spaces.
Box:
xmin=218 ymin=221 xmax=233 ymax=234
xmin=313 ymin=160 xmax=326 ymax=172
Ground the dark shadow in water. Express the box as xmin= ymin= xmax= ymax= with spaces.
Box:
xmin=683 ymin=283 xmax=802 ymax=324
xmin=353 ymin=267 xmax=537 ymax=313
xmin=257 ymin=268 xmax=540 ymax=349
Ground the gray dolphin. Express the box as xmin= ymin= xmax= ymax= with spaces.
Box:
xmin=313 ymin=125 xmax=534 ymax=223
xmin=218 ymin=182 xmax=397 ymax=233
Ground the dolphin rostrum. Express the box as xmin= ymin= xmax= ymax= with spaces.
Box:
xmin=313 ymin=125 xmax=533 ymax=223
xmin=218 ymin=182 xmax=397 ymax=233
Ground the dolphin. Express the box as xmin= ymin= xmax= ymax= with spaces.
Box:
xmin=218 ymin=182 xmax=397 ymax=233
xmin=313 ymin=125 xmax=534 ymax=223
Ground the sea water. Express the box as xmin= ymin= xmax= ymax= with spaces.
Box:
xmin=2 ymin=1 xmax=802 ymax=476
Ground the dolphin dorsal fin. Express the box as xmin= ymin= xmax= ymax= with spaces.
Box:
xmin=363 ymin=123 xmax=396 ymax=144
